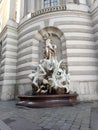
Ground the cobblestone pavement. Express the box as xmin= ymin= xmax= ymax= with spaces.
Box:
xmin=0 ymin=101 xmax=98 ymax=130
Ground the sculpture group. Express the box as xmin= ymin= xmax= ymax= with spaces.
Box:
xmin=28 ymin=33 xmax=70 ymax=95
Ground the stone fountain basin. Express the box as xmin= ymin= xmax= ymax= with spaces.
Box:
xmin=16 ymin=93 xmax=79 ymax=108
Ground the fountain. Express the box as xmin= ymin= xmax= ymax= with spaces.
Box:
xmin=16 ymin=33 xmax=78 ymax=108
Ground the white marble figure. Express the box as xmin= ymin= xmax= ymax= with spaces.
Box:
xmin=40 ymin=59 xmax=53 ymax=71
xmin=28 ymin=64 xmax=46 ymax=88
xmin=49 ymin=60 xmax=70 ymax=93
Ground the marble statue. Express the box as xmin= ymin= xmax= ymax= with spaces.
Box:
xmin=28 ymin=33 xmax=70 ymax=94
xmin=45 ymin=38 xmax=56 ymax=60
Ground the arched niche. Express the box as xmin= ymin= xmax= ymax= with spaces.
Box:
xmin=34 ymin=26 xmax=68 ymax=72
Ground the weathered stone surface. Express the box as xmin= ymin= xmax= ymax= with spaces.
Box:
xmin=90 ymin=108 xmax=98 ymax=130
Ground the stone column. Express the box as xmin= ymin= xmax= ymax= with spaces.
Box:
xmin=39 ymin=0 xmax=43 ymax=9
xmin=20 ymin=0 xmax=25 ymax=18
xmin=68 ymin=0 xmax=74 ymax=3
xmin=27 ymin=0 xmax=31 ymax=13
xmin=21 ymin=0 xmax=28 ymax=16
xmin=15 ymin=0 xmax=21 ymax=23
xmin=24 ymin=0 xmax=27 ymax=15
xmin=9 ymin=0 xmax=16 ymax=20
xmin=34 ymin=0 xmax=37 ymax=11
xmin=28 ymin=0 xmax=35 ymax=13
xmin=31 ymin=0 xmax=35 ymax=12
xmin=35 ymin=0 xmax=42 ymax=11
xmin=41 ymin=0 xmax=44 ymax=9
xmin=79 ymin=0 xmax=86 ymax=4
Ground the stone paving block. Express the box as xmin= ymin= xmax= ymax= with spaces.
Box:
xmin=0 ymin=120 xmax=12 ymax=130
xmin=44 ymin=122 xmax=54 ymax=129
xmin=73 ymin=120 xmax=81 ymax=126
xmin=60 ymin=124 xmax=71 ymax=130
xmin=80 ymin=127 xmax=90 ymax=130
xmin=90 ymin=107 xmax=98 ymax=130
xmin=3 ymin=118 xmax=16 ymax=124
xmin=70 ymin=127 xmax=79 ymax=130
xmin=39 ymin=122 xmax=46 ymax=127
xmin=71 ymin=124 xmax=80 ymax=129
xmin=81 ymin=123 xmax=90 ymax=128
xmin=8 ymin=118 xmax=41 ymax=130
xmin=82 ymin=119 xmax=90 ymax=125
xmin=60 ymin=126 xmax=69 ymax=130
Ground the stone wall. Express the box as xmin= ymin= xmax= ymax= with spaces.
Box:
xmin=91 ymin=6 xmax=98 ymax=64
xmin=17 ymin=4 xmax=98 ymax=101
xmin=17 ymin=20 xmax=42 ymax=95
xmin=0 ymin=2 xmax=98 ymax=101
xmin=0 ymin=20 xmax=18 ymax=100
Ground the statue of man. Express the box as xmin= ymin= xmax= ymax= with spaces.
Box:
xmin=45 ymin=38 xmax=56 ymax=60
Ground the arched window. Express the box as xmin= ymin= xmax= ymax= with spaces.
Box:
xmin=44 ymin=0 xmax=58 ymax=8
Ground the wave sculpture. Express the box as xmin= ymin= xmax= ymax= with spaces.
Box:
xmin=28 ymin=33 xmax=71 ymax=95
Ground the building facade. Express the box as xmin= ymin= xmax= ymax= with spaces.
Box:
xmin=0 ymin=0 xmax=98 ymax=101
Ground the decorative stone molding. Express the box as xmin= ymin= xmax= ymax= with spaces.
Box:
xmin=31 ymin=5 xmax=66 ymax=18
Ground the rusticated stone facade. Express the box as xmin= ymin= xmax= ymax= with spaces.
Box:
xmin=0 ymin=0 xmax=98 ymax=101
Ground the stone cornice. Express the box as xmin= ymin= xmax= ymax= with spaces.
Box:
xmin=18 ymin=11 xmax=90 ymax=32
xmin=31 ymin=5 xmax=66 ymax=18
